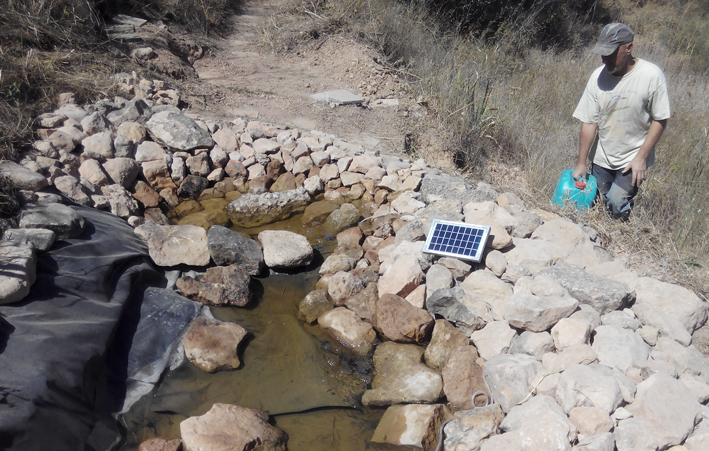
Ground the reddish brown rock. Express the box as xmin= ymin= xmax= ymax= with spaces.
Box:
xmin=442 ymin=346 xmax=489 ymax=411
xmin=376 ymin=293 xmax=434 ymax=344
xmin=132 ymin=180 xmax=161 ymax=208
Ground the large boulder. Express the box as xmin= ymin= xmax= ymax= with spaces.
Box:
xmin=504 ymin=278 xmax=578 ymax=332
xmin=183 ymin=317 xmax=248 ymax=372
xmin=180 ymin=403 xmax=287 ymax=451
xmin=591 ymin=325 xmax=649 ymax=372
xmin=555 ymin=364 xmax=624 ymax=414
xmin=207 ymin=225 xmax=264 ymax=275
xmin=317 ymin=307 xmax=376 ymax=356
xmin=145 ymin=110 xmax=214 ymax=151
xmin=225 ymin=188 xmax=310 ymax=227
xmin=0 ymin=160 xmax=48 ymax=191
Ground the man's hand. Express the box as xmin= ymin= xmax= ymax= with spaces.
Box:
xmin=622 ymin=156 xmax=647 ymax=186
xmin=572 ymin=163 xmax=587 ymax=182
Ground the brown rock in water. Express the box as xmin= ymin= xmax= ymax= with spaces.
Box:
xmin=344 ymin=282 xmax=378 ymax=324
xmin=297 ymin=289 xmax=333 ymax=324
xmin=132 ymin=180 xmax=160 ymax=207
xmin=270 ymin=172 xmax=296 ymax=192
xmin=372 ymin=404 xmax=452 ymax=451
xmin=376 ymin=293 xmax=434 ymax=344
xmin=183 ymin=317 xmax=248 ymax=372
xmin=442 ymin=346 xmax=489 ymax=411
xmin=176 ymin=265 xmax=251 ymax=306
xmin=180 ymin=403 xmax=287 ymax=451
xmin=138 ymin=438 xmax=181 ymax=451
xmin=337 ymin=226 xmax=363 ymax=247
xmin=317 ymin=307 xmax=377 ymax=356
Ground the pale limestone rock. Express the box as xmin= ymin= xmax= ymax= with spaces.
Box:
xmin=505 ymin=288 xmax=578 ymax=333
xmin=135 ymin=141 xmax=169 ymax=163
xmin=258 ymin=230 xmax=313 ymax=268
xmin=679 ymin=373 xmax=709 ymax=404
xmin=424 ymin=319 xmax=470 ymax=370
xmin=572 ymin=433 xmax=616 ymax=451
xmin=443 ymin=405 xmax=505 ymax=451
xmin=101 ymin=184 xmax=140 ymax=218
xmin=0 ymin=243 xmax=37 ymax=305
xmin=632 ymin=302 xmax=691 ymax=346
xmin=471 ymin=320 xmax=517 ymax=361
xmin=405 ymin=284 xmax=426 ymax=308
xmin=134 ymin=222 xmax=210 ymax=266
xmin=502 ymin=237 xmax=564 ymax=274
xmin=327 ymin=270 xmax=365 ymax=304
xmin=2 ymin=228 xmax=55 ymax=252
xmin=371 ymin=404 xmax=451 ymax=451
xmin=319 ymin=164 xmax=339 ymax=182
xmin=0 ymin=160 xmax=48 ymax=191
xmin=81 ymin=131 xmax=114 ymax=160
xmin=552 ymin=317 xmax=593 ymax=350
xmin=633 ymin=276 xmax=708 ymax=334
xmin=460 ymin=269 xmax=513 ymax=320
xmin=319 ymin=253 xmax=357 ymax=276
xmin=509 ymin=331 xmax=555 ymax=360
xmin=592 ymin=325 xmax=649 ymax=373
xmin=482 ymin=354 xmax=544 ymax=413
xmin=212 ymin=128 xmax=239 ymax=153
xmin=183 ymin=317 xmax=247 ymax=372
xmin=102 ymin=157 xmax=140 ymax=188
xmin=484 ymin=249 xmax=507 ymax=277
xmin=376 ymin=293 xmax=434 ymax=344
xmin=556 ymin=364 xmax=624 ymax=414
xmin=378 ymin=255 xmax=424 ymax=298
xmin=78 ymin=159 xmax=108 ymax=186
xmin=349 ymin=155 xmax=381 ymax=173
xmin=437 ymin=257 xmax=471 ymax=280
xmin=425 ymin=264 xmax=453 ymax=299
xmin=19 ymin=203 xmax=85 ymax=239
xmin=297 ymin=290 xmax=333 ymax=324
xmin=180 ymin=404 xmax=287 ymax=451
xmin=317 ymin=307 xmax=376 ymax=356
xmin=497 ymin=394 xmax=577 ymax=451
xmin=531 ymin=218 xmax=608 ymax=269
xmin=542 ymin=344 xmax=599 ymax=373
xmin=362 ymin=341 xmax=444 ymax=406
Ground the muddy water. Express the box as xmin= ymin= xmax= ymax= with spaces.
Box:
xmin=119 ymin=207 xmax=389 ymax=450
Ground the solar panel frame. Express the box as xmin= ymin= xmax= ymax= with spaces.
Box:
xmin=422 ymin=219 xmax=491 ymax=263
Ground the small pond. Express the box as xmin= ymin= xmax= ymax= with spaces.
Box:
xmin=119 ymin=206 xmax=390 ymax=450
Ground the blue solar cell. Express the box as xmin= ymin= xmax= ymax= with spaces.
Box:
xmin=423 ymin=220 xmax=491 ymax=262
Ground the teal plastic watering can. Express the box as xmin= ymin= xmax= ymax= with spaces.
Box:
xmin=551 ymin=169 xmax=598 ymax=210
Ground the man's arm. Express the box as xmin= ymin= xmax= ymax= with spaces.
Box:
xmin=622 ymin=119 xmax=667 ymax=186
xmin=572 ymin=122 xmax=598 ymax=181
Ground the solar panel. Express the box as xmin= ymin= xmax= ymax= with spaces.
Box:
xmin=422 ymin=219 xmax=491 ymax=263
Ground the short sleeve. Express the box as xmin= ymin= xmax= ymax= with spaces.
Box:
xmin=648 ymin=70 xmax=671 ymax=120
xmin=573 ymin=71 xmax=601 ymax=124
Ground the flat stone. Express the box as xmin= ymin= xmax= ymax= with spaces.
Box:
xmin=0 ymin=160 xmax=48 ymax=191
xmin=145 ymin=110 xmax=214 ymax=151
xmin=317 ymin=307 xmax=376 ymax=356
xmin=310 ymin=90 xmax=363 ymax=106
xmin=0 ymin=243 xmax=37 ymax=305
xmin=180 ymin=403 xmax=287 ymax=451
xmin=19 ymin=203 xmax=85 ymax=239
xmin=471 ymin=320 xmax=518 ymax=361
xmin=183 ymin=317 xmax=248 ymax=372
xmin=482 ymin=353 xmax=544 ymax=413
xmin=258 ymin=230 xmax=313 ymax=268
xmin=225 ymin=187 xmax=310 ymax=228
xmin=424 ymin=319 xmax=471 ymax=370
xmin=3 ymin=228 xmax=55 ymax=252
xmin=134 ymin=222 xmax=210 ymax=266
xmin=371 ymin=404 xmax=451 ymax=451
xmin=633 ymin=276 xmax=708 ymax=334
xmin=505 ymin=287 xmax=578 ymax=333
xmin=556 ymin=364 xmax=624 ymax=414
xmin=592 ymin=325 xmax=649 ymax=373
xmin=460 ymin=269 xmax=513 ymax=320
xmin=376 ymin=293 xmax=434 ymax=343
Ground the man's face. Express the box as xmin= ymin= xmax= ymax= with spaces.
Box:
xmin=602 ymin=42 xmax=633 ymax=75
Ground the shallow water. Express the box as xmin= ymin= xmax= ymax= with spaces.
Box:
xmin=119 ymin=208 xmax=389 ymax=450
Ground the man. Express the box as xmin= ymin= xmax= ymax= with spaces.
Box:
xmin=572 ymin=23 xmax=671 ymax=219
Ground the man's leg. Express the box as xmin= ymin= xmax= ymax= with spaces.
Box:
xmin=592 ymin=164 xmax=638 ymax=219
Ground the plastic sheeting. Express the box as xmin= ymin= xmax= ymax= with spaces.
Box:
xmin=0 ymin=204 xmax=199 ymax=451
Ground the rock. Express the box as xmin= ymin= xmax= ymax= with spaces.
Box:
xmin=310 ymin=90 xmax=363 ymax=106
xmin=317 ymin=307 xmax=376 ymax=356
xmin=679 ymin=373 xmax=709 ymax=404
xmin=132 ymin=180 xmax=160 ymax=208
xmin=135 ymin=140 xmax=169 ymax=163
xmin=371 ymin=404 xmax=451 ymax=451
xmin=19 ymin=203 xmax=85 ymax=239
xmin=180 ymin=403 xmax=287 ymax=451
xmin=425 ymin=264 xmax=453 ymax=299
xmin=471 ymin=320 xmax=518 ymax=361
xmin=556 ymin=364 xmax=624 ymax=414
xmin=319 ymin=253 xmax=357 ymax=276
xmin=344 ymin=282 xmax=378 ymax=323
xmin=212 ymin=128 xmax=239 ymax=153
xmin=437 ymin=257 xmax=471 ymax=280
xmin=425 ymin=287 xmax=490 ymax=335
xmin=685 ymin=427 xmax=709 ymax=451
xmin=632 ymin=303 xmax=691 ymax=346
xmin=327 ymin=270 xmax=365 ymax=304
xmin=54 ymin=175 xmax=92 ymax=206
xmin=78 ymin=159 xmax=109 ymax=186
xmin=106 ymin=99 xmax=150 ymax=126
xmin=176 ymin=265 xmax=251 ymax=306
xmin=225 ymin=187 xmax=310 ymax=227
xmin=543 ymin=344 xmax=599 ymax=373
xmin=443 ymin=405 xmax=505 ymax=451
xmin=324 ymin=203 xmax=361 ymax=232
xmin=378 ymin=255 xmax=424 ymax=298
xmin=0 ymin=243 xmax=37 ymax=305
xmin=601 ymin=310 xmax=641 ymax=331
xmin=531 ymin=218 xmax=608 ymax=269
xmin=592 ymin=325 xmax=649 ymax=373
xmin=81 ymin=131 xmax=114 ymax=160
xmin=569 ymin=407 xmax=613 ymax=437
xmin=3 ymin=228 xmax=55 ymax=252
xmin=484 ymin=250 xmax=508 ymax=277
xmin=502 ymin=237 xmax=564 ymax=274
xmin=633 ymin=276 xmax=708 ymax=334
xmin=297 ymin=290 xmax=333 ymax=324
xmin=551 ymin=317 xmax=593 ymax=350
xmin=497 ymin=395 xmax=577 ymax=451
xmin=252 ymin=138 xmax=280 ymax=154
xmin=258 ymin=230 xmax=313 ymax=268
xmin=572 ymin=433 xmax=616 ymax=451
xmin=655 ymin=338 xmax=709 ymax=385
xmin=460 ymin=269 xmax=513 ymax=320
xmin=538 ymin=264 xmax=635 ymax=315
xmin=207 ymin=225 xmax=264 ymax=275
xmin=424 ymin=319 xmax=471 ymax=370
xmin=376 ymin=293 xmax=434 ymax=343
xmin=101 ymin=184 xmax=140 ymax=218
xmin=145 ymin=111 xmax=214 ymax=151
xmin=504 ymin=285 xmax=579 ymax=332
xmin=482 ymin=354 xmax=544 ymax=413
xmin=134 ymin=222 xmax=210 ymax=266
xmin=183 ymin=317 xmax=248 ymax=372
xmin=102 ymin=157 xmax=140 ymax=188
xmin=177 ymin=175 xmax=209 ymax=199
xmin=138 ymin=438 xmax=181 ymax=451
xmin=509 ymin=331 xmax=555 ymax=360
xmin=443 ymin=346 xmax=489 ymax=411
xmin=0 ymin=160 xmax=48 ymax=191
xmin=362 ymin=342 xmax=444 ymax=406
xmin=617 ymin=373 xmax=702 ymax=451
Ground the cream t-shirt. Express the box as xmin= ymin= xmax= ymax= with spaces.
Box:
xmin=573 ymin=58 xmax=671 ymax=170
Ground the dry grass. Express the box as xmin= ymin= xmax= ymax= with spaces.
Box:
xmin=267 ymin=0 xmax=709 ymax=293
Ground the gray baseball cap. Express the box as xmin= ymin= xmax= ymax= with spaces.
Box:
xmin=592 ymin=23 xmax=634 ymax=56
